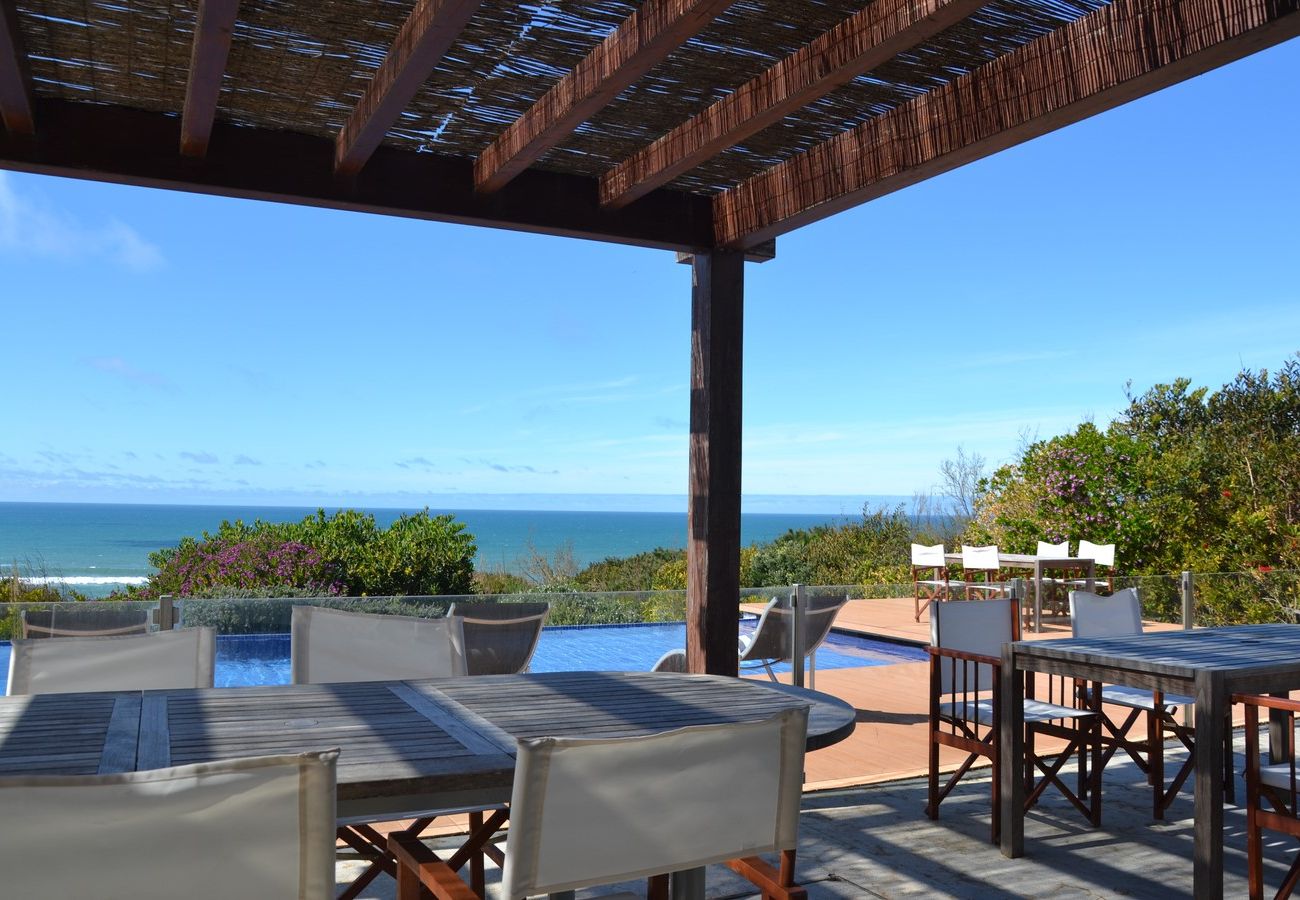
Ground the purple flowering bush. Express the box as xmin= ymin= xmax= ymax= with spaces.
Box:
xmin=142 ymin=534 xmax=343 ymax=599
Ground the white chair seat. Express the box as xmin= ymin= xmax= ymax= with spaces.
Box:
xmin=1084 ymin=685 xmax=1195 ymax=711
xmin=1259 ymin=764 xmax=1300 ymax=792
xmin=940 ymin=697 xmax=1094 ymax=726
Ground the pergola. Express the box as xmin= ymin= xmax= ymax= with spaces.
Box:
xmin=2 ymin=0 xmax=1295 ymax=675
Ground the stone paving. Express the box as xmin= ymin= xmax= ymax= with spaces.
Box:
xmin=338 ymin=738 xmax=1295 ymax=899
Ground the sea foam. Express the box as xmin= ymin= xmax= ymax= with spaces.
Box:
xmin=23 ymin=576 xmax=150 ymax=586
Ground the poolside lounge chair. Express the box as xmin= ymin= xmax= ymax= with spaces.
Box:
xmin=20 ymin=605 xmax=152 ymax=638
xmin=0 ymin=750 xmax=337 ymax=899
xmin=289 ymin=605 xmax=488 ymax=900
xmin=389 ymin=708 xmax=809 ymax=900
xmin=1240 ymin=692 xmax=1300 ymax=899
xmin=911 ymin=543 xmax=964 ymax=622
xmin=446 ymin=600 xmax=549 ymax=675
xmin=739 ymin=594 xmax=847 ymax=689
xmin=5 ymin=627 xmax=216 ymax=695
xmin=960 ymin=545 xmax=1008 ymax=599
xmin=651 ymin=648 xmax=689 ymax=672
xmin=928 ymin=597 xmax=1101 ymax=842
xmin=1069 ymin=588 xmax=1232 ymax=819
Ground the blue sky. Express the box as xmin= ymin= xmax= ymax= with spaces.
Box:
xmin=2 ymin=39 xmax=1297 ymax=514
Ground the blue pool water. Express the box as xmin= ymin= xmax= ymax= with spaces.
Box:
xmin=0 ymin=623 xmax=925 ymax=692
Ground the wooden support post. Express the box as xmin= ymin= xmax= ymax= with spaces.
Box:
xmin=686 ymin=249 xmax=743 ymax=676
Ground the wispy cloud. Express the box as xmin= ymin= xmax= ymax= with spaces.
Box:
xmin=396 ymin=457 xmax=437 ymax=470
xmin=467 ymin=458 xmax=558 ymax=475
xmin=179 ymin=451 xmax=219 ymax=464
xmin=0 ymin=173 xmax=164 ymax=271
xmin=233 ymin=454 xmax=261 ymax=466
xmin=87 ymin=356 xmax=171 ymax=389
xmin=305 ymin=460 xmax=327 ymax=469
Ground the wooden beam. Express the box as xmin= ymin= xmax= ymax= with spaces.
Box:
xmin=686 ymin=249 xmax=744 ymax=677
xmin=0 ymin=0 xmax=34 ymax=136
xmin=334 ymin=0 xmax=484 ymax=178
xmin=600 ymin=0 xmax=988 ymax=209
xmin=180 ymin=0 xmax=241 ymax=158
xmin=714 ymin=0 xmax=1300 ymax=248
xmin=0 ymin=100 xmax=715 ymax=253
xmin=474 ymin=0 xmax=734 ymax=195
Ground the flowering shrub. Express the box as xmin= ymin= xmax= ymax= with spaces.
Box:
xmin=144 ymin=535 xmax=342 ymax=599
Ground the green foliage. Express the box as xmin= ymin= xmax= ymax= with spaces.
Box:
xmin=146 ymin=508 xmax=477 ymax=598
xmin=747 ymin=506 xmax=914 ymax=588
xmin=574 ymin=547 xmax=685 ymax=592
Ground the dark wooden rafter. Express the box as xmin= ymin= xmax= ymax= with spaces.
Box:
xmin=334 ymin=0 xmax=484 ymax=178
xmin=0 ymin=99 xmax=727 ymax=254
xmin=180 ymin=0 xmax=240 ymax=157
xmin=600 ymin=0 xmax=989 ymax=209
xmin=473 ymin=0 xmax=735 ymax=195
xmin=714 ymin=0 xmax=1300 ymax=248
xmin=0 ymin=0 xmax=34 ymax=136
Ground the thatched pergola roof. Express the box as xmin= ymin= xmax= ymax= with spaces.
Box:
xmin=2 ymin=0 xmax=1296 ymax=252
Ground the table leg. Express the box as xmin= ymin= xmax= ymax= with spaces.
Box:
xmin=1033 ymin=561 xmax=1044 ymax=633
xmin=999 ymin=642 xmax=1024 ymax=858
xmin=1193 ymin=670 xmax=1226 ymax=899
xmin=1269 ymin=692 xmax=1288 ymax=765
xmin=670 ymin=867 xmax=705 ymax=900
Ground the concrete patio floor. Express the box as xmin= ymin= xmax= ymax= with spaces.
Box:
xmin=338 ymin=733 xmax=1296 ymax=899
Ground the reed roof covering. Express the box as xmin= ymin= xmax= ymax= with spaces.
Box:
xmin=3 ymin=0 xmax=1295 ymax=250
xmin=17 ymin=0 xmax=1104 ymax=193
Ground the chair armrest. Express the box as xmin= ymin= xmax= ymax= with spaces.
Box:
xmin=388 ymin=834 xmax=480 ymax=900
xmin=929 ymin=646 xmax=1000 ymax=668
xmin=1233 ymin=693 xmax=1300 ymax=713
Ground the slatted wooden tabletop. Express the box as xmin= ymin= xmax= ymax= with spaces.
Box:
xmin=0 ymin=672 xmax=854 ymax=816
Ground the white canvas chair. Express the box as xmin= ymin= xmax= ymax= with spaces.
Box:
xmin=1035 ymin=539 xmax=1073 ymax=617
xmin=290 ymin=605 xmax=486 ymax=900
xmin=911 ymin=543 xmax=964 ymax=622
xmin=6 ymin=627 xmax=216 ymax=695
xmin=928 ymin=597 xmax=1101 ymax=842
xmin=1069 ymin=588 xmax=1231 ymax=818
xmin=446 ymin=600 xmax=549 ymax=675
xmin=290 ymin=605 xmax=467 ymax=684
xmin=738 ymin=594 xmax=847 ymax=689
xmin=0 ymin=750 xmax=338 ymax=899
xmin=20 ymin=605 xmax=151 ymax=638
xmin=389 ymin=709 xmax=809 ymax=900
xmin=960 ymin=545 xmax=1007 ymax=599
xmin=1074 ymin=540 xmax=1117 ymax=592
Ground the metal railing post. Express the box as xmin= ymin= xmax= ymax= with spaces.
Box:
xmin=790 ymin=583 xmax=806 ymax=688
xmin=1009 ymin=577 xmax=1026 ymax=630
xmin=1181 ymin=571 xmax=1194 ymax=631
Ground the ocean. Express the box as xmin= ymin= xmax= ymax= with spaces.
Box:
xmin=0 ymin=501 xmax=859 ymax=596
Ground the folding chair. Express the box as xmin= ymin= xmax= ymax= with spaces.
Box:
xmin=1073 ymin=540 xmax=1116 ymax=593
xmin=20 ymin=605 xmax=151 ymax=638
xmin=389 ymin=709 xmax=810 ymax=900
xmin=1035 ymin=539 xmax=1072 ymax=618
xmin=928 ymin=597 xmax=1101 ymax=843
xmin=290 ymin=606 xmax=497 ymax=900
xmin=960 ymin=545 xmax=1008 ymax=599
xmin=911 ymin=543 xmax=964 ymax=622
xmin=738 ymin=594 xmax=846 ymax=689
xmin=1070 ymin=588 xmax=1232 ymax=819
xmin=446 ymin=600 xmax=549 ymax=675
xmin=6 ymin=627 xmax=216 ymax=694
xmin=0 ymin=750 xmax=337 ymax=899
xmin=1241 ymin=693 xmax=1300 ymax=900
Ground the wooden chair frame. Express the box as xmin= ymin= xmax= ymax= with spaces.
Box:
xmin=912 ymin=562 xmax=962 ymax=623
xmin=339 ymin=809 xmax=507 ymax=900
xmin=1240 ymin=693 xmax=1300 ymax=900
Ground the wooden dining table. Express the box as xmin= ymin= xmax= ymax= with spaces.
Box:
xmin=944 ymin=552 xmax=1095 ymax=631
xmin=0 ymin=670 xmax=856 ymax=822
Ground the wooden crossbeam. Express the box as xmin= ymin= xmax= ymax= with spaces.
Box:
xmin=334 ymin=0 xmax=483 ymax=177
xmin=600 ymin=0 xmax=988 ymax=209
xmin=473 ymin=0 xmax=734 ymax=195
xmin=714 ymin=0 xmax=1300 ymax=248
xmin=0 ymin=99 xmax=720 ymax=254
xmin=180 ymin=0 xmax=240 ymax=157
xmin=0 ymin=0 xmax=34 ymax=136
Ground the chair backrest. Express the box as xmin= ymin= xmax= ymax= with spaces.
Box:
xmin=1069 ymin=587 xmax=1142 ymax=639
xmin=739 ymin=594 xmax=847 ymax=664
xmin=960 ymin=545 xmax=1001 ymax=571
xmin=1077 ymin=540 xmax=1116 ymax=568
xmin=446 ymin=601 xmax=549 ymax=676
xmin=501 ymin=709 xmax=808 ymax=899
xmin=651 ymin=649 xmax=689 ymax=673
xmin=930 ymin=598 xmax=1019 ymax=695
xmin=20 ymin=606 xmax=152 ymax=638
xmin=6 ymin=627 xmax=216 ymax=695
xmin=0 ymin=750 xmax=337 ymax=899
xmin=1035 ymin=540 xmax=1070 ymax=558
xmin=290 ymin=605 xmax=467 ymax=684
xmin=911 ymin=543 xmax=946 ymax=567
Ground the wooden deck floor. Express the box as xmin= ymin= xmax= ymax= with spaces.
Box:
xmin=751 ymin=595 xmax=1188 ymax=790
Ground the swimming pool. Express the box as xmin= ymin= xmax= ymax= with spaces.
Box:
xmin=0 ymin=622 xmax=925 ymax=692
